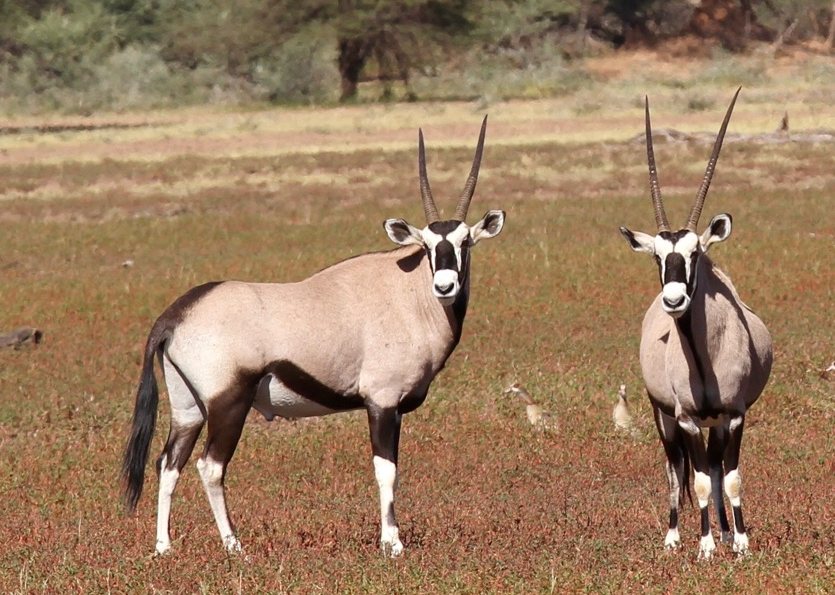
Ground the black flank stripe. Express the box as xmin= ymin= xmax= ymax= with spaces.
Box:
xmin=261 ymin=360 xmax=364 ymax=411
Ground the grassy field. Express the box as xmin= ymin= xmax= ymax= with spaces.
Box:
xmin=0 ymin=51 xmax=833 ymax=592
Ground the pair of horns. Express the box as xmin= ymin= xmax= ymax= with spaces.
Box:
xmin=646 ymin=87 xmax=740 ymax=232
xmin=418 ymin=115 xmax=487 ymax=224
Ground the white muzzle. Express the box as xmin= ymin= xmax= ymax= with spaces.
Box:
xmin=433 ymin=269 xmax=460 ymax=302
xmin=661 ymin=282 xmax=689 ymax=316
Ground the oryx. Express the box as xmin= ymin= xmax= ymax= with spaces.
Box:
xmin=122 ymin=117 xmax=506 ymax=557
xmin=619 ymin=90 xmax=773 ymax=559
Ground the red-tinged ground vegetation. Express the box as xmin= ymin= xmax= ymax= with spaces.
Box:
xmin=0 ymin=87 xmax=833 ymax=592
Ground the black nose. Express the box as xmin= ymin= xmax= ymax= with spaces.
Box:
xmin=663 ymin=295 xmax=685 ymax=308
xmin=435 ymin=282 xmax=454 ymax=295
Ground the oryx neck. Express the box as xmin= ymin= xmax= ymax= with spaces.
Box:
xmin=672 ymin=255 xmax=727 ymax=382
xmin=412 ymin=246 xmax=469 ymax=342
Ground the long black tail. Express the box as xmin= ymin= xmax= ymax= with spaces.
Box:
xmin=122 ymin=324 xmax=167 ymax=512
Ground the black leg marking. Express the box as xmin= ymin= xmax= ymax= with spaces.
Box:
xmin=678 ymin=415 xmax=717 ymax=557
xmin=700 ymin=506 xmax=711 ymax=538
xmin=732 ymin=505 xmax=745 ymax=534
xmin=724 ymin=417 xmax=747 ymax=538
xmin=367 ymin=404 xmax=403 ymax=555
xmin=724 ymin=417 xmax=744 ymax=471
xmin=203 ymin=386 xmax=255 ymax=481
xmin=158 ymin=420 xmax=204 ymax=475
xmin=367 ymin=405 xmax=402 ymax=464
xmin=652 ymin=405 xmax=688 ymax=548
xmin=707 ymin=426 xmax=731 ymax=542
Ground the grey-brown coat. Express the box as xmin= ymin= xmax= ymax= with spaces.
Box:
xmin=620 ymin=89 xmax=773 ymax=559
xmin=122 ymin=117 xmax=506 ymax=557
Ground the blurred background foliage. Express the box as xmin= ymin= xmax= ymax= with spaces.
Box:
xmin=0 ymin=0 xmax=833 ymax=113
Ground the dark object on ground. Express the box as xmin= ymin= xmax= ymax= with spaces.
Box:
xmin=0 ymin=327 xmax=43 ymax=349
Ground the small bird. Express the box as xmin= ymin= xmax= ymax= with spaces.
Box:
xmin=613 ymin=384 xmax=635 ymax=433
xmin=504 ymin=382 xmax=556 ymax=430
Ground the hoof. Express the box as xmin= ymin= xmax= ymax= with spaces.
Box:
xmin=733 ymin=533 xmax=750 ymax=556
xmin=663 ymin=528 xmax=681 ymax=550
xmin=223 ymin=535 xmax=243 ymax=554
xmin=381 ymin=539 xmax=404 ymax=558
xmin=380 ymin=526 xmax=403 ymax=558
xmin=698 ymin=534 xmax=716 ymax=560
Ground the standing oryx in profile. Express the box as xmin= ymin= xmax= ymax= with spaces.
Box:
xmin=619 ymin=90 xmax=773 ymax=559
xmin=122 ymin=116 xmax=506 ymax=557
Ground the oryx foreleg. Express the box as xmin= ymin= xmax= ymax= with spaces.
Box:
xmin=678 ymin=415 xmax=716 ymax=559
xmin=707 ymin=425 xmax=732 ymax=544
xmin=653 ymin=406 xmax=687 ymax=550
xmin=724 ymin=416 xmax=749 ymax=556
xmin=367 ymin=404 xmax=403 ymax=557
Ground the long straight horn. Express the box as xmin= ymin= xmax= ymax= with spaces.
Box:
xmin=645 ymin=97 xmax=670 ymax=232
xmin=418 ymin=128 xmax=440 ymax=224
xmin=687 ymin=87 xmax=741 ymax=232
xmin=453 ymin=115 xmax=488 ymax=222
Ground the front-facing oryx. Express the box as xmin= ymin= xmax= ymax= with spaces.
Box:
xmin=619 ymin=90 xmax=773 ymax=559
xmin=122 ymin=117 xmax=505 ymax=557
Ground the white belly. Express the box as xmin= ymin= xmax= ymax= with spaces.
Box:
xmin=252 ymin=375 xmax=339 ymax=420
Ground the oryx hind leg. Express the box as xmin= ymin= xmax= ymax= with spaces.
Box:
xmin=724 ymin=416 xmax=749 ymax=556
xmin=155 ymin=356 xmax=205 ymax=556
xmin=677 ymin=414 xmax=715 ymax=559
xmin=197 ymin=379 xmax=255 ymax=554
xmin=653 ymin=405 xmax=686 ymax=550
xmin=707 ymin=425 xmax=732 ymax=544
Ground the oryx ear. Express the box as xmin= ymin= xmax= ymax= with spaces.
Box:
xmin=470 ymin=210 xmax=505 ymax=245
xmin=619 ymin=227 xmax=655 ymax=254
xmin=384 ymin=218 xmax=423 ymax=246
xmin=700 ymin=213 xmax=732 ymax=252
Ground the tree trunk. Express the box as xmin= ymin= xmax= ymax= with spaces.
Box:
xmin=826 ymin=1 xmax=835 ymax=50
xmin=338 ymin=38 xmax=369 ymax=102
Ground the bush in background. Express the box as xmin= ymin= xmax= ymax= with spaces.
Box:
xmin=0 ymin=0 xmax=832 ymax=114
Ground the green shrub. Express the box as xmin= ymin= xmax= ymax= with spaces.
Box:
xmin=696 ymin=51 xmax=770 ymax=86
xmin=251 ymin=29 xmax=341 ymax=105
xmin=686 ymin=94 xmax=715 ymax=112
xmin=89 ymin=45 xmax=202 ymax=111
